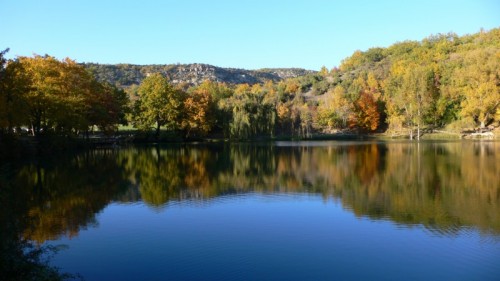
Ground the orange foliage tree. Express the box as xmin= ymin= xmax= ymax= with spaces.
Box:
xmin=350 ymin=91 xmax=380 ymax=132
xmin=182 ymin=88 xmax=215 ymax=138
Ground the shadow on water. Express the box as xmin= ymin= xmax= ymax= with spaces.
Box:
xmin=1 ymin=140 xmax=499 ymax=277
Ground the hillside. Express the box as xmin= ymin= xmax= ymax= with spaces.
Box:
xmin=83 ymin=63 xmax=314 ymax=88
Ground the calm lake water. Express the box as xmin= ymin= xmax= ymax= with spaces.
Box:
xmin=2 ymin=140 xmax=500 ymax=280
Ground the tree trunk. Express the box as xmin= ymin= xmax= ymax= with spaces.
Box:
xmin=156 ymin=122 xmax=161 ymax=141
xmin=184 ymin=128 xmax=191 ymax=140
xmin=7 ymin=113 xmax=14 ymax=135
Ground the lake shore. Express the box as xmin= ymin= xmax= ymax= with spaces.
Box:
xmin=2 ymin=127 xmax=499 ymax=162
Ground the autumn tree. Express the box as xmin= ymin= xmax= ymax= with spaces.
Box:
xmin=182 ymin=87 xmax=215 ymax=138
xmin=385 ymin=62 xmax=437 ymax=138
xmin=451 ymin=48 xmax=500 ymax=128
xmin=9 ymin=55 xmax=97 ymax=136
xmin=0 ymin=53 xmax=131 ymax=140
xmin=316 ymin=85 xmax=352 ymax=131
xmin=350 ymin=91 xmax=380 ymax=132
xmin=319 ymin=66 xmax=329 ymax=77
xmin=0 ymin=49 xmax=27 ymax=134
xmin=299 ymin=103 xmax=314 ymax=138
xmin=191 ymin=80 xmax=233 ymax=137
xmin=4 ymin=55 xmax=129 ymax=137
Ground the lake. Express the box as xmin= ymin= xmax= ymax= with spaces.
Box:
xmin=2 ymin=140 xmax=499 ymax=280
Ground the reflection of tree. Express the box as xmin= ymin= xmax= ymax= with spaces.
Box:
xmin=1 ymin=165 xmax=80 ymax=280
xmin=125 ymin=142 xmax=499 ymax=235
xmin=11 ymin=150 xmax=131 ymax=243
xmin=5 ymin=141 xmax=499 ymax=246
xmin=155 ymin=142 xmax=499 ymax=235
xmin=337 ymin=142 xmax=500 ymax=235
xmin=132 ymin=146 xmax=183 ymax=207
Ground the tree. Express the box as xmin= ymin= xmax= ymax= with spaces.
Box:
xmin=133 ymin=73 xmax=184 ymax=139
xmin=12 ymin=55 xmax=93 ymax=136
xmin=452 ymin=48 xmax=500 ymax=128
xmin=85 ymin=82 xmax=129 ymax=134
xmin=0 ymin=49 xmax=27 ymax=134
xmin=350 ymin=91 xmax=380 ymax=132
xmin=385 ymin=63 xmax=437 ymax=138
xmin=226 ymin=84 xmax=275 ymax=139
xmin=0 ymin=49 xmax=9 ymax=132
xmin=182 ymin=87 xmax=215 ymax=138
xmin=189 ymin=80 xmax=233 ymax=136
xmin=299 ymin=103 xmax=313 ymax=138
xmin=319 ymin=66 xmax=329 ymax=76
xmin=1 ymin=54 xmax=130 ymax=138
xmin=316 ymin=85 xmax=352 ymax=130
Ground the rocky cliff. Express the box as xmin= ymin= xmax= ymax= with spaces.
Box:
xmin=83 ymin=63 xmax=314 ymax=88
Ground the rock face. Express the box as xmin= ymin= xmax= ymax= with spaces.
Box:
xmin=83 ymin=63 xmax=314 ymax=88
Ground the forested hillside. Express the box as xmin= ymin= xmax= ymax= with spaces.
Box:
xmin=279 ymin=28 xmax=500 ymax=137
xmin=1 ymin=28 xmax=499 ymax=143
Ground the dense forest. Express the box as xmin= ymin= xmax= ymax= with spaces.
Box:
xmin=0 ymin=28 xmax=499 ymax=144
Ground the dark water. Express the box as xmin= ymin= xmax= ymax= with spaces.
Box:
xmin=1 ymin=141 xmax=500 ymax=280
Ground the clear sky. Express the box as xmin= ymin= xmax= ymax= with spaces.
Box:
xmin=1 ymin=0 xmax=499 ymax=70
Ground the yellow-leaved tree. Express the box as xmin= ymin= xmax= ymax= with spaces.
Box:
xmin=452 ymin=48 xmax=500 ymax=128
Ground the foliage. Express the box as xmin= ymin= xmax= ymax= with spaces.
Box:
xmin=225 ymin=84 xmax=276 ymax=139
xmin=182 ymin=86 xmax=215 ymax=138
xmin=132 ymin=73 xmax=184 ymax=138
xmin=1 ymin=55 xmax=128 ymax=138
xmin=450 ymin=47 xmax=500 ymax=128
xmin=316 ymin=86 xmax=352 ymax=130
xmin=335 ymin=28 xmax=500 ymax=136
xmin=350 ymin=91 xmax=380 ymax=132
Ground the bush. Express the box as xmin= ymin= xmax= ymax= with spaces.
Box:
xmin=444 ymin=117 xmax=476 ymax=133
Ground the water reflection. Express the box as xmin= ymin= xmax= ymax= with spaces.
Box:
xmin=4 ymin=141 xmax=500 ymax=242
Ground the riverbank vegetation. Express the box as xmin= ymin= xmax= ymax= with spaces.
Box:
xmin=1 ymin=28 xmax=499 ymax=151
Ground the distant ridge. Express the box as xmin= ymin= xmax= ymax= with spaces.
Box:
xmin=83 ymin=63 xmax=315 ymax=88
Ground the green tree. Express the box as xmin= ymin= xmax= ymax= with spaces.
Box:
xmin=133 ymin=73 xmax=184 ymax=139
xmin=226 ymin=84 xmax=275 ymax=139
xmin=85 ymin=82 xmax=129 ymax=134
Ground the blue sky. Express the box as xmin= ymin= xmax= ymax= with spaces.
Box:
xmin=1 ymin=0 xmax=499 ymax=70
